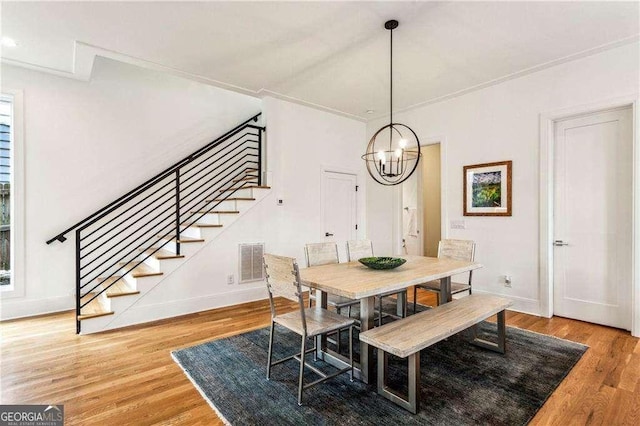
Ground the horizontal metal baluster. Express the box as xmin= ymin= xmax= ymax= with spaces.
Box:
xmin=82 ymin=142 xmax=260 ymax=254
xmin=179 ymin=164 xmax=256 ymax=211
xmin=188 ymin=126 xmax=261 ymax=161
xmin=177 ymin=161 xmax=256 ymax=228
xmin=179 ymin=144 xmax=257 ymax=188
xmin=80 ymin=220 xmax=177 ymax=291
xmin=179 ymin=167 xmax=250 ymax=216
xmin=81 ymin=185 xmax=175 ymax=249
xmin=182 ymin=124 xmax=261 ymax=164
xmin=178 ymin=132 xmax=257 ymax=179
xmin=82 ymin=151 xmax=258 ymax=267
xmin=179 ymin=156 xmax=256 ymax=202
xmin=79 ymin=173 xmax=175 ymax=240
xmin=180 ymin=186 xmax=248 ymax=231
xmin=179 ymin=159 xmax=257 ymax=207
xmin=180 ymin=175 xmax=254 ymax=230
xmin=79 ymin=196 xmax=175 ymax=262
xmin=179 ymin=138 xmax=259 ymax=182
xmin=79 ymin=206 xmax=177 ymax=277
xmin=49 ymin=113 xmax=263 ymax=245
xmin=79 ymin=207 xmax=176 ymax=276
xmin=80 ymin=229 xmax=177 ymax=299
xmin=176 ymin=132 xmax=258 ymax=180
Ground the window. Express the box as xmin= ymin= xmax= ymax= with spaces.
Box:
xmin=0 ymin=91 xmax=23 ymax=297
xmin=0 ymin=97 xmax=12 ymax=290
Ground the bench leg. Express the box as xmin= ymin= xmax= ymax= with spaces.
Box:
xmin=470 ymin=310 xmax=506 ymax=354
xmin=377 ymin=348 xmax=420 ymax=414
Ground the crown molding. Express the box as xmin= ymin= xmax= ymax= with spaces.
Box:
xmin=3 ymin=34 xmax=638 ymax=125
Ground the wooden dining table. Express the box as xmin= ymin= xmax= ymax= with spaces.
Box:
xmin=299 ymin=255 xmax=483 ymax=384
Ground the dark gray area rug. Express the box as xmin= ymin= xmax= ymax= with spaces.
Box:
xmin=172 ymin=309 xmax=587 ymax=425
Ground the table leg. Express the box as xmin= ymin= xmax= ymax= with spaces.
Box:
xmin=315 ymin=290 xmax=328 ymax=359
xmin=359 ymin=296 xmax=376 ymax=384
xmin=440 ymin=276 xmax=452 ymax=303
xmin=396 ymin=291 xmax=407 ymax=318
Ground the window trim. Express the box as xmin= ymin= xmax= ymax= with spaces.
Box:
xmin=1 ymin=90 xmax=25 ymax=298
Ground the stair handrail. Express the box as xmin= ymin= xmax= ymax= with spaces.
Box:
xmin=46 ymin=112 xmax=263 ymax=245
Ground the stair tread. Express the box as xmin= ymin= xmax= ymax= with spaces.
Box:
xmin=191 ymin=210 xmax=239 ymax=214
xmin=219 ymin=185 xmax=270 ymax=193
xmin=142 ymin=247 xmax=185 ymax=260
xmin=206 ymin=197 xmax=256 ymax=202
xmin=159 ymin=235 xmax=205 ymax=243
xmin=105 ymin=279 xmax=140 ymax=298
xmin=121 ymin=262 xmax=163 ymax=278
xmin=78 ymin=295 xmax=113 ymax=320
xmin=232 ymin=176 xmax=258 ymax=183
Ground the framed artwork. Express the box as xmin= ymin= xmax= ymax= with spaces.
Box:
xmin=463 ymin=161 xmax=512 ymax=216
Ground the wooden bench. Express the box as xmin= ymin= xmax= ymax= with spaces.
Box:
xmin=359 ymin=294 xmax=513 ymax=413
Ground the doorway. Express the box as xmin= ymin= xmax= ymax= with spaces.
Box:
xmin=553 ymin=106 xmax=632 ymax=329
xmin=402 ymin=143 xmax=441 ymax=257
xmin=322 ymin=170 xmax=357 ymax=261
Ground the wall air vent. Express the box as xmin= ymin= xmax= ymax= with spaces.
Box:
xmin=239 ymin=243 xmax=265 ymax=283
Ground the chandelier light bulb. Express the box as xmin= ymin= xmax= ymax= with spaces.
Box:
xmin=1 ymin=37 xmax=17 ymax=48
xmin=377 ymin=150 xmax=386 ymax=161
xmin=399 ymin=138 xmax=407 ymax=149
xmin=394 ymin=148 xmax=402 ymax=158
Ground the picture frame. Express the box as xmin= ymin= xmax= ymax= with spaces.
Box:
xmin=463 ymin=160 xmax=512 ymax=216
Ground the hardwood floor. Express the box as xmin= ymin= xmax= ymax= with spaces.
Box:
xmin=1 ymin=290 xmax=638 ymax=425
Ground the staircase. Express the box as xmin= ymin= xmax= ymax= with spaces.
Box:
xmin=47 ymin=113 xmax=269 ymax=334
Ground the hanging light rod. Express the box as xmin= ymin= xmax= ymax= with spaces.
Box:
xmin=362 ymin=19 xmax=421 ymax=186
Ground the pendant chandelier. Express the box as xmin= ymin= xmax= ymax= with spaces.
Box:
xmin=362 ymin=20 xmax=421 ymax=186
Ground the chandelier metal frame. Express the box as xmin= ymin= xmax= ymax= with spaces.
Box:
xmin=362 ymin=19 xmax=421 ymax=186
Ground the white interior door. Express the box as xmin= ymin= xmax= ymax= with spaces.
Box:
xmin=553 ymin=107 xmax=632 ymax=329
xmin=322 ymin=171 xmax=357 ymax=262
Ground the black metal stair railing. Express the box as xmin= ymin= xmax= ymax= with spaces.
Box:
xmin=46 ymin=113 xmax=265 ymax=333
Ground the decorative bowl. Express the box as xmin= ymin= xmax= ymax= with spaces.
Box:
xmin=358 ymin=257 xmax=406 ymax=270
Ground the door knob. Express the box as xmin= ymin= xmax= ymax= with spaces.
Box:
xmin=553 ymin=240 xmax=569 ymax=246
xmin=325 ymin=232 xmax=334 ymax=237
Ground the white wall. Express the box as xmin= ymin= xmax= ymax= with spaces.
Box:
xmin=0 ymin=59 xmax=367 ymax=322
xmin=263 ymin=96 xmax=367 ymax=259
xmin=367 ymin=41 xmax=640 ymax=315
xmin=0 ymin=58 xmax=262 ymax=319
xmin=104 ymin=96 xmax=367 ymax=328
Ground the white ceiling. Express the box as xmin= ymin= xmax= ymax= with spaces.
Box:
xmin=2 ymin=1 xmax=639 ymax=120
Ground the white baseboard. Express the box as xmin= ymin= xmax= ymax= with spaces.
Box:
xmin=471 ymin=289 xmax=541 ymax=317
xmin=96 ymin=286 xmax=268 ymax=332
xmin=0 ymin=295 xmax=74 ymax=320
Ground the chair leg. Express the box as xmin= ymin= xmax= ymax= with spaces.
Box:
xmin=378 ymin=296 xmax=383 ymax=326
xmin=266 ymin=321 xmax=275 ymax=380
xmin=435 ymin=290 xmax=440 ymax=306
xmin=349 ymin=326 xmax=354 ymax=382
xmin=336 ymin=307 xmax=342 ymax=354
xmin=413 ymin=286 xmax=418 ymax=314
xmin=298 ymin=335 xmax=307 ymax=406
xmin=313 ymin=330 xmax=317 ymax=362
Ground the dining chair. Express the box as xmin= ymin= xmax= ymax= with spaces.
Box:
xmin=346 ymin=239 xmax=407 ymax=326
xmin=264 ymin=253 xmax=354 ymax=405
xmin=412 ymin=239 xmax=476 ymax=313
xmin=305 ymin=242 xmax=360 ymax=315
xmin=305 ymin=242 xmax=360 ymax=353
